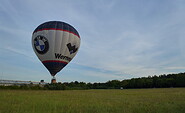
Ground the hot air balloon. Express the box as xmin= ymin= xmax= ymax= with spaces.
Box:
xmin=32 ymin=21 xmax=80 ymax=83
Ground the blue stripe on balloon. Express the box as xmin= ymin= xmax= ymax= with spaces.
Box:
xmin=33 ymin=21 xmax=80 ymax=38
xmin=42 ymin=60 xmax=68 ymax=76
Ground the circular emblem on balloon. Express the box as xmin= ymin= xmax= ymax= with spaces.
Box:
xmin=34 ymin=35 xmax=49 ymax=54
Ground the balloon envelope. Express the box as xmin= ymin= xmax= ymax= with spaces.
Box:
xmin=32 ymin=21 xmax=80 ymax=76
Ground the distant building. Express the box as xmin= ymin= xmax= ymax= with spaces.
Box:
xmin=0 ymin=79 xmax=47 ymax=86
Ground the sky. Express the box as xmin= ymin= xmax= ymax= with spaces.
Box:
xmin=1 ymin=0 xmax=185 ymax=83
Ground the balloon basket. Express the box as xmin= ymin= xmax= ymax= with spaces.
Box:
xmin=51 ymin=77 xmax=56 ymax=84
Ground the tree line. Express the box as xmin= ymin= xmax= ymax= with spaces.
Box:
xmin=0 ymin=72 xmax=185 ymax=90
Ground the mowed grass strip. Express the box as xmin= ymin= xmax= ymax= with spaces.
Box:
xmin=0 ymin=88 xmax=185 ymax=113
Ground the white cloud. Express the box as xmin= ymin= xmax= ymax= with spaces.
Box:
xmin=4 ymin=46 xmax=33 ymax=58
xmin=165 ymin=66 xmax=185 ymax=70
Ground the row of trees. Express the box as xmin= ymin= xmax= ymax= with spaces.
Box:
xmin=1 ymin=72 xmax=185 ymax=90
xmin=55 ymin=72 xmax=185 ymax=90
xmin=89 ymin=73 xmax=185 ymax=89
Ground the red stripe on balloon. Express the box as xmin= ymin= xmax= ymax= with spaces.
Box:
xmin=42 ymin=60 xmax=68 ymax=64
xmin=34 ymin=28 xmax=80 ymax=38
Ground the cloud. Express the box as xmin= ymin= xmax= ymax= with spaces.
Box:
xmin=165 ymin=66 xmax=185 ymax=70
xmin=0 ymin=26 xmax=29 ymax=39
xmin=61 ymin=62 xmax=127 ymax=83
xmin=4 ymin=46 xmax=33 ymax=58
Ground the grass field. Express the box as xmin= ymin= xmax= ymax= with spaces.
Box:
xmin=0 ymin=88 xmax=185 ymax=113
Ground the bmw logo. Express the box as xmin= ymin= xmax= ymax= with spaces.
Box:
xmin=34 ymin=35 xmax=49 ymax=54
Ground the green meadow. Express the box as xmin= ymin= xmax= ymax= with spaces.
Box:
xmin=0 ymin=88 xmax=185 ymax=113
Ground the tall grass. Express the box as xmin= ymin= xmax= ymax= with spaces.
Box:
xmin=0 ymin=88 xmax=185 ymax=113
